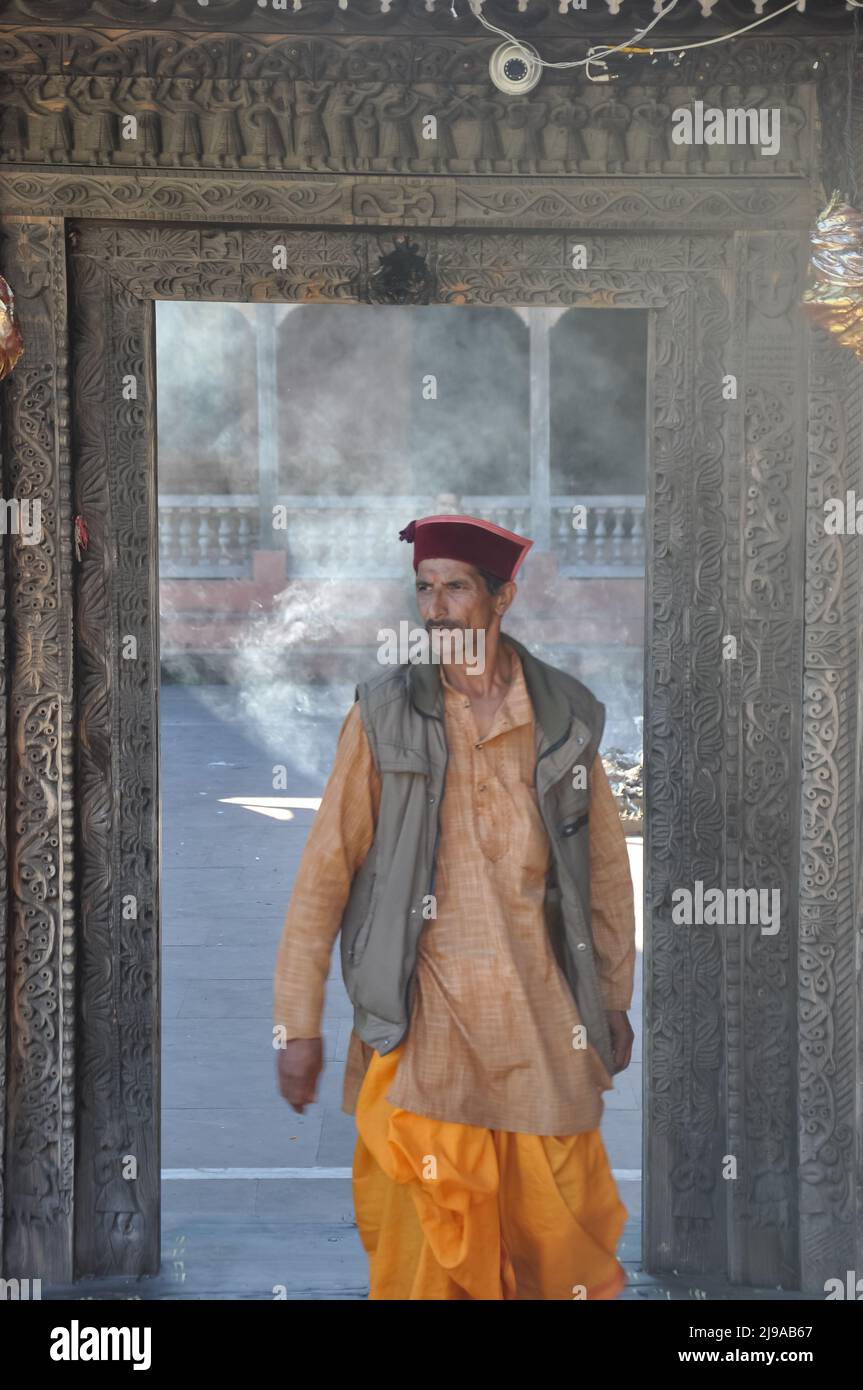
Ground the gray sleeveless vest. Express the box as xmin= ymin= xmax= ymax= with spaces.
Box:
xmin=338 ymin=632 xmax=614 ymax=1078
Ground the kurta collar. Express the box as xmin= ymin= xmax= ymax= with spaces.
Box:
xmin=408 ymin=631 xmax=572 ymax=749
xmin=439 ymin=647 xmax=533 ymax=742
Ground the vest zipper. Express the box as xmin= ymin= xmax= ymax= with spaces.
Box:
xmin=536 ymin=725 xmax=594 ymax=835
xmin=535 ymin=724 xmax=592 ymax=888
xmin=402 ymin=709 xmax=447 ymax=1032
xmin=428 ymin=721 xmax=447 ymax=898
xmin=534 ymin=727 xmax=569 ymax=801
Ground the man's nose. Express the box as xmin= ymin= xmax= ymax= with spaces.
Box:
xmin=427 ymin=588 xmax=450 ymax=621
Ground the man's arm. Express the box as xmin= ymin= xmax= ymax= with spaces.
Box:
xmin=589 ymin=755 xmax=637 ymax=1072
xmin=589 ymin=754 xmax=636 ymax=1008
xmin=273 ymin=702 xmax=380 ymax=1108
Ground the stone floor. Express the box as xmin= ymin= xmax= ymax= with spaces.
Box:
xmin=39 ymin=684 xmax=802 ymax=1301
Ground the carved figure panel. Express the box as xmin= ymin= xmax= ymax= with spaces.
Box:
xmin=0 ymin=67 xmax=817 ymax=179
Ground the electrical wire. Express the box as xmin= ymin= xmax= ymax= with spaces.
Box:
xmin=469 ymin=0 xmax=823 ymax=78
xmin=627 ymin=0 xmax=806 ymax=54
xmin=470 ymin=0 xmax=682 ymax=70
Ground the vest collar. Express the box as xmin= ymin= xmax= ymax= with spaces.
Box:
xmin=503 ymin=633 xmax=575 ymax=750
xmin=407 ymin=646 xmax=445 ymax=720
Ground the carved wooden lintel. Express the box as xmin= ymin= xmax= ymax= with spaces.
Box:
xmin=0 ymin=171 xmax=815 ymax=231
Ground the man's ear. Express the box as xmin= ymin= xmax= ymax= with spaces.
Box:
xmin=496 ymin=580 xmax=517 ymax=615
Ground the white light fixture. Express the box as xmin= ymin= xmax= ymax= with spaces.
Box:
xmin=489 ymin=41 xmax=542 ymax=95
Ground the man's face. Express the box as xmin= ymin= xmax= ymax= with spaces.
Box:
xmin=415 ymin=557 xmax=510 ymax=634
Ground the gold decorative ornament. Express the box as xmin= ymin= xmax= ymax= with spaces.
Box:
xmin=802 ymin=190 xmax=863 ymax=362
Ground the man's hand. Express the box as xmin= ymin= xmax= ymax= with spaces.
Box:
xmin=606 ymin=1010 xmax=634 ymax=1074
xmin=276 ymin=1037 xmax=324 ymax=1114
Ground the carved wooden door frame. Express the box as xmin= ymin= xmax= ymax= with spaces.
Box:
xmin=67 ymin=224 xmax=712 ymax=1284
xmin=1 ymin=197 xmax=861 ymax=1292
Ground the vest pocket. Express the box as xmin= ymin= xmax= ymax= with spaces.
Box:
xmin=376 ymin=744 xmax=431 ymax=777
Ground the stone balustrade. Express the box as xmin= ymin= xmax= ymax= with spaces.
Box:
xmin=157 ymin=493 xmax=646 ymax=578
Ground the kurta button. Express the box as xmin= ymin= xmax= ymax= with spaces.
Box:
xmin=576 ymin=942 xmax=587 ymax=950
xmin=428 ymin=795 xmax=435 ymax=803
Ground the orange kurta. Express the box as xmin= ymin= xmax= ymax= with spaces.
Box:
xmin=273 ymin=647 xmax=636 ymax=1135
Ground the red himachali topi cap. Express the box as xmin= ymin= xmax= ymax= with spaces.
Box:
xmin=399 ymin=514 xmax=533 ymax=582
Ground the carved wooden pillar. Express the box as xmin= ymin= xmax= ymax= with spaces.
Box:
xmin=734 ymin=230 xmax=808 ymax=1285
xmin=799 ymin=327 xmax=863 ymax=1289
xmin=643 ymin=231 xmax=815 ymax=1290
xmin=643 ymin=268 xmax=734 ymax=1281
xmin=69 ymin=251 xmax=161 ymax=1277
xmin=0 ymin=216 xmax=76 ymax=1281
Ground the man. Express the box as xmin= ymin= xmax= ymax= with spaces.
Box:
xmin=273 ymin=514 xmax=636 ymax=1300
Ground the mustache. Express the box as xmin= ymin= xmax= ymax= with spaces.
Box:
xmin=425 ymin=620 xmax=468 ymax=631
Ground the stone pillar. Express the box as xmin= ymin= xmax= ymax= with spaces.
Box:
xmin=527 ymin=308 xmax=565 ymax=554
xmin=256 ymin=306 xmax=280 ymax=551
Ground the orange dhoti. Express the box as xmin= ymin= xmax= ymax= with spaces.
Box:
xmin=352 ymin=1043 xmax=628 ymax=1301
